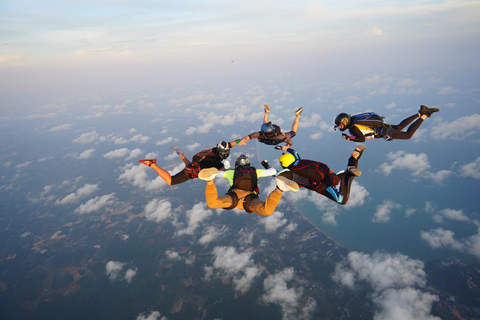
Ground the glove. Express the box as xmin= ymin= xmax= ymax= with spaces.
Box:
xmin=342 ymin=133 xmax=350 ymax=140
xmin=261 ymin=160 xmax=269 ymax=169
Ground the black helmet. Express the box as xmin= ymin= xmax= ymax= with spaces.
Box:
xmin=261 ymin=121 xmax=275 ymax=138
xmin=216 ymin=141 xmax=230 ymax=159
xmin=334 ymin=113 xmax=351 ymax=131
xmin=235 ymin=154 xmax=250 ymax=167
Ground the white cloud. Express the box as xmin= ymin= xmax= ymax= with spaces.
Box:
xmin=156 ymin=137 xmax=175 ymax=146
xmin=72 ymin=131 xmax=99 ymax=144
xmin=106 ymin=261 xmax=137 ymax=284
xmin=385 ymin=103 xmax=396 ymax=109
xmin=165 ymin=249 xmax=181 ymax=261
xmin=103 ymin=148 xmax=143 ymax=160
xmin=440 ymin=208 xmax=469 ymax=222
xmin=373 ymin=288 xmax=440 ymax=320
xmin=378 ymin=151 xmax=451 ymax=183
xmin=430 ymin=114 xmax=480 ymax=140
xmin=206 ymin=246 xmax=263 ymax=293
xmin=372 ymin=200 xmax=401 ymax=223
xmin=437 ymin=87 xmax=460 ymax=94
xmin=50 ymin=124 xmax=71 ymax=131
xmin=130 ymin=134 xmax=151 ymax=144
xmin=397 ymin=78 xmax=419 ymax=87
xmin=420 ymin=228 xmax=464 ymax=251
xmin=299 ymin=113 xmax=323 ymax=128
xmin=371 ymin=26 xmax=384 ymax=36
xmin=332 ymin=251 xmax=439 ymax=320
xmin=459 ymin=156 xmax=480 ymax=179
xmin=105 ymin=261 xmax=126 ymax=281
xmin=262 ymin=267 xmax=316 ymax=320
xmin=74 ymin=193 xmax=116 ymax=214
xmin=76 ymin=148 xmax=95 ymax=159
xmin=198 ymin=225 xmax=228 ymax=245
xmin=15 ymin=161 xmax=32 ymax=169
xmin=125 ymin=268 xmax=137 ymax=284
xmin=379 ymin=151 xmax=430 ymax=176
xmin=175 ymin=202 xmax=213 ymax=236
xmin=186 ymin=142 xmax=201 ymax=152
xmin=310 ymin=132 xmax=323 ymax=140
xmin=56 ymin=183 xmax=99 ymax=205
xmin=136 ymin=311 xmax=167 ymax=320
xmin=144 ymin=199 xmax=172 ymax=223
xmin=118 ymin=163 xmax=167 ymax=192
xmin=421 ymin=225 xmax=480 ymax=259
xmin=258 ymin=210 xmax=287 ymax=233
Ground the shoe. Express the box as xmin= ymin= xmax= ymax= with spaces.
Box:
xmin=138 ymin=159 xmax=157 ymax=167
xmin=275 ymin=175 xmax=299 ymax=192
xmin=198 ymin=168 xmax=219 ymax=181
xmin=348 ymin=168 xmax=362 ymax=177
xmin=264 ymin=104 xmax=270 ymax=114
xmin=295 ymin=107 xmax=304 ymax=116
xmin=352 ymin=145 xmax=366 ymax=160
xmin=171 ymin=145 xmax=184 ymax=156
xmin=418 ymin=105 xmax=439 ymax=117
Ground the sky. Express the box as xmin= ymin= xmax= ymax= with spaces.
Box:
xmin=1 ymin=1 xmax=480 ymax=319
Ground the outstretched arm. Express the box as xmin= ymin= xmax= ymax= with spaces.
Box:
xmin=239 ymin=132 xmax=260 ymax=146
xmin=343 ymin=126 xmax=366 ymax=142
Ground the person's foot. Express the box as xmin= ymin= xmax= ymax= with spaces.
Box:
xmin=275 ymin=175 xmax=299 ymax=192
xmin=138 ymin=159 xmax=157 ymax=167
xmin=348 ymin=168 xmax=362 ymax=177
xmin=295 ymin=107 xmax=304 ymax=116
xmin=418 ymin=105 xmax=439 ymax=117
xmin=198 ymin=168 xmax=219 ymax=181
xmin=171 ymin=145 xmax=184 ymax=156
xmin=264 ymin=104 xmax=270 ymax=114
xmin=352 ymin=145 xmax=366 ymax=160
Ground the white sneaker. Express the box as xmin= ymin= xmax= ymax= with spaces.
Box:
xmin=198 ymin=168 xmax=219 ymax=181
xmin=275 ymin=175 xmax=299 ymax=192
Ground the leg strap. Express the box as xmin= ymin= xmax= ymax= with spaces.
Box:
xmin=225 ymin=191 xmax=239 ymax=210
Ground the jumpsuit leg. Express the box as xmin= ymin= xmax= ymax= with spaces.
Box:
xmin=247 ymin=189 xmax=283 ymax=216
xmin=393 ymin=114 xmax=419 ymax=130
xmin=204 ymin=181 xmax=234 ymax=209
xmin=387 ymin=117 xmax=424 ymax=140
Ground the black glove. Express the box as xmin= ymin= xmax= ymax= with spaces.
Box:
xmin=261 ymin=160 xmax=269 ymax=169
xmin=342 ymin=133 xmax=350 ymax=140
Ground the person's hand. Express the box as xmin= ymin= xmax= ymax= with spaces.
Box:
xmin=238 ymin=138 xmax=247 ymax=146
xmin=264 ymin=104 xmax=270 ymax=114
xmin=281 ymin=145 xmax=289 ymax=151
xmin=342 ymin=133 xmax=350 ymax=140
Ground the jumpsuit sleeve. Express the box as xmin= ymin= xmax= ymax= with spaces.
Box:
xmin=348 ymin=125 xmax=366 ymax=142
xmin=257 ymin=167 xmax=277 ymax=177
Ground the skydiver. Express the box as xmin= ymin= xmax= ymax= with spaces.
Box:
xmin=139 ymin=140 xmax=240 ymax=185
xmin=277 ymin=146 xmax=366 ymax=205
xmin=334 ymin=105 xmax=439 ymax=142
xmin=198 ymin=154 xmax=299 ymax=216
xmin=239 ymin=105 xmax=304 ymax=151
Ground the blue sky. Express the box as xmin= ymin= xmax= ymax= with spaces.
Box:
xmin=1 ymin=1 xmax=480 ymax=319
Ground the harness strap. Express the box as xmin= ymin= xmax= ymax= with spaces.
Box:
xmin=225 ymin=191 xmax=239 ymax=210
xmin=243 ymin=193 xmax=259 ymax=214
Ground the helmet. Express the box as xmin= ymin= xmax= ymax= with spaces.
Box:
xmin=260 ymin=121 xmax=275 ymax=138
xmin=334 ymin=113 xmax=351 ymax=131
xmin=279 ymin=153 xmax=296 ymax=168
xmin=216 ymin=141 xmax=230 ymax=159
xmin=235 ymin=154 xmax=250 ymax=167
